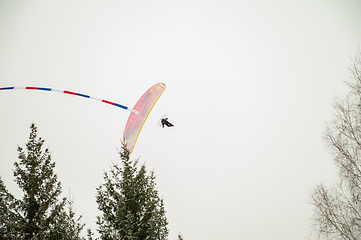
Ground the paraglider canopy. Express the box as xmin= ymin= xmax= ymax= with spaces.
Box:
xmin=123 ymin=83 xmax=166 ymax=153
xmin=0 ymin=83 xmax=166 ymax=154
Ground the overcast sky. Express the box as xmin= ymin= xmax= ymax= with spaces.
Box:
xmin=1 ymin=1 xmax=361 ymax=239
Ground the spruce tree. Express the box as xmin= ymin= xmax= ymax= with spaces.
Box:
xmin=96 ymin=142 xmax=169 ymax=240
xmin=62 ymin=193 xmax=86 ymax=240
xmin=12 ymin=123 xmax=85 ymax=239
xmin=0 ymin=177 xmax=20 ymax=239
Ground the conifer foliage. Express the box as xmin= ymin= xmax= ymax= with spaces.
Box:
xmin=0 ymin=123 xmax=85 ymax=239
xmin=95 ymin=142 xmax=169 ymax=240
xmin=14 ymin=123 xmax=66 ymax=239
xmin=0 ymin=177 xmax=20 ymax=238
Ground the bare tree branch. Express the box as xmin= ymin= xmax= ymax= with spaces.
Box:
xmin=311 ymin=49 xmax=361 ymax=240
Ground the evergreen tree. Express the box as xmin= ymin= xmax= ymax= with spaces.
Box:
xmin=177 ymin=233 xmax=184 ymax=240
xmin=11 ymin=123 xmax=85 ymax=239
xmin=62 ymin=192 xmax=86 ymax=240
xmin=96 ymin=142 xmax=169 ymax=240
xmin=0 ymin=177 xmax=20 ymax=239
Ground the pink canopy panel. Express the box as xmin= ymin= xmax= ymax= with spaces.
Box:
xmin=123 ymin=83 xmax=166 ymax=153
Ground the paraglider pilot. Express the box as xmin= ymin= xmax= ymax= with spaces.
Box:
xmin=161 ymin=117 xmax=174 ymax=128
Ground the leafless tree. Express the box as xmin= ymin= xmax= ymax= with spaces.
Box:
xmin=311 ymin=49 xmax=361 ymax=240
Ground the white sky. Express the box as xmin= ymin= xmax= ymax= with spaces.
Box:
xmin=1 ymin=0 xmax=361 ymax=239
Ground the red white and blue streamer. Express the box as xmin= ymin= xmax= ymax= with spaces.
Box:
xmin=0 ymin=86 xmax=139 ymax=114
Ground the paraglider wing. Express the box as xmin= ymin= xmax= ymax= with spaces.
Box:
xmin=123 ymin=83 xmax=166 ymax=153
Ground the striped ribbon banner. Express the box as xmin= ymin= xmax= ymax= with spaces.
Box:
xmin=0 ymin=86 xmax=139 ymax=114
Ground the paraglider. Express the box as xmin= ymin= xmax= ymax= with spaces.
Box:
xmin=0 ymin=83 xmax=168 ymax=153
xmin=160 ymin=117 xmax=174 ymax=128
xmin=123 ymin=83 xmax=166 ymax=153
